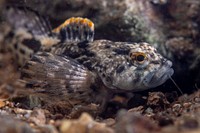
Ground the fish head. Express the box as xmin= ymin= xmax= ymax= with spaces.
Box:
xmin=101 ymin=42 xmax=174 ymax=92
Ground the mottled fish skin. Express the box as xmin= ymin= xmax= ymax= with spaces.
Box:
xmin=1 ymin=6 xmax=174 ymax=108
xmin=51 ymin=39 xmax=174 ymax=92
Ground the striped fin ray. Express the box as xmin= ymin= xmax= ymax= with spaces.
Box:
xmin=21 ymin=52 xmax=96 ymax=98
xmin=53 ymin=17 xmax=94 ymax=43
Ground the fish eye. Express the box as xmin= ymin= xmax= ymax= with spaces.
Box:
xmin=136 ymin=54 xmax=145 ymax=62
xmin=130 ymin=52 xmax=147 ymax=63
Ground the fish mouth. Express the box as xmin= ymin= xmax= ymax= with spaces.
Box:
xmin=143 ymin=60 xmax=174 ymax=88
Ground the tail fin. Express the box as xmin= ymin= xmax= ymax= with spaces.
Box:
xmin=1 ymin=6 xmax=58 ymax=66
xmin=53 ymin=17 xmax=94 ymax=43
xmin=4 ymin=6 xmax=53 ymax=37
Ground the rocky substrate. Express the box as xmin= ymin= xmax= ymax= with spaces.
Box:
xmin=1 ymin=87 xmax=200 ymax=133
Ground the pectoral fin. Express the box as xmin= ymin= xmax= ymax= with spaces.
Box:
xmin=21 ymin=52 xmax=96 ymax=98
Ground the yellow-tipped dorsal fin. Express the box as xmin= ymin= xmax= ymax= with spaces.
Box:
xmin=53 ymin=17 xmax=94 ymax=42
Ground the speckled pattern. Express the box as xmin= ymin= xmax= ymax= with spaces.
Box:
xmin=50 ymin=39 xmax=173 ymax=92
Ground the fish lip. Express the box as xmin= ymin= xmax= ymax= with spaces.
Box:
xmin=143 ymin=65 xmax=174 ymax=88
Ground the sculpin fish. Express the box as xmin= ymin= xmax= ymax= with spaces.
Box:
xmin=0 ymin=6 xmax=174 ymax=108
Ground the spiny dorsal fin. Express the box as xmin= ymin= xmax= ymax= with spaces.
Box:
xmin=52 ymin=17 xmax=94 ymax=43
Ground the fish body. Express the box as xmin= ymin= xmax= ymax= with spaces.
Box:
xmin=1 ymin=6 xmax=174 ymax=107
xmin=50 ymin=39 xmax=173 ymax=91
